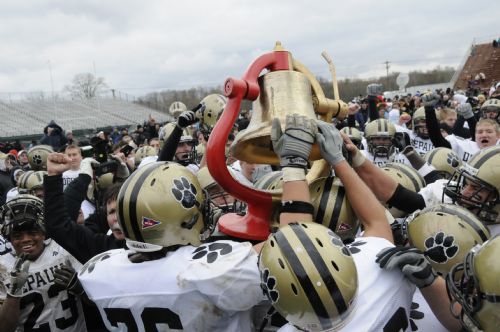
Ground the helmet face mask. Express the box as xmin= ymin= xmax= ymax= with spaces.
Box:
xmin=0 ymin=195 xmax=45 ymax=240
xmin=445 ymin=168 xmax=499 ymax=223
xmin=364 ymin=119 xmax=396 ymax=159
xmin=412 ymin=107 xmax=429 ymax=139
xmin=414 ymin=119 xmax=429 ymax=139
xmin=174 ymin=139 xmax=197 ymax=166
xmin=446 ymin=236 xmax=500 ymax=331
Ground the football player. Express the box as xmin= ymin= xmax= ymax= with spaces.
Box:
xmin=446 ymin=235 xmax=500 ymax=332
xmin=76 ymin=162 xmax=263 ymax=331
xmin=0 ymin=195 xmax=86 ymax=332
xmin=342 ymin=133 xmax=500 ymax=234
xmin=261 ymin=115 xmax=419 ymax=331
xmin=361 ymin=119 xmax=411 ymax=167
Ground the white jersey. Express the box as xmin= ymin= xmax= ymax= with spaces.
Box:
xmin=6 ymin=187 xmax=19 ymax=202
xmin=79 ymin=240 xmax=263 ymax=332
xmin=395 ymin=125 xmax=434 ymax=155
xmin=278 ymin=237 xmax=415 ymax=332
xmin=0 ymin=241 xmax=85 ymax=332
xmin=0 ymin=234 xmax=13 ymax=256
xmin=62 ymin=169 xmax=80 ymax=190
xmin=409 ymin=288 xmax=448 ymax=332
xmin=361 ymin=149 xmax=411 ymax=168
xmin=445 ymin=135 xmax=480 ymax=162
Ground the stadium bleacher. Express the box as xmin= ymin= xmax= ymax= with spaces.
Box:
xmin=0 ymin=97 xmax=172 ymax=139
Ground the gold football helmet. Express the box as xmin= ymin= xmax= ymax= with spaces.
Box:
xmin=340 ymin=127 xmax=363 ymax=149
xmin=0 ymin=194 xmax=45 ymax=239
xmin=169 ymin=101 xmax=187 ymax=118
xmin=480 ymin=98 xmax=499 ymax=122
xmin=196 ymin=166 xmax=244 ymax=214
xmin=117 ymin=162 xmax=210 ymax=252
xmin=424 ymin=147 xmax=462 ymax=180
xmin=364 ymin=119 xmax=396 ymax=158
xmin=18 ymin=170 xmax=47 ymax=198
xmin=382 ymin=163 xmax=426 ymax=218
xmin=259 ymin=222 xmax=358 ymax=332
xmin=27 ymin=145 xmax=54 ymax=170
xmin=134 ymin=145 xmax=158 ymax=166
xmin=447 ymin=235 xmax=500 ymax=332
xmin=196 ymin=94 xmax=227 ymax=139
xmin=309 ymin=176 xmax=359 ymax=243
xmin=403 ymin=203 xmax=490 ymax=275
xmin=445 ymin=146 xmax=500 ymax=223
xmin=412 ymin=107 xmax=428 ymax=138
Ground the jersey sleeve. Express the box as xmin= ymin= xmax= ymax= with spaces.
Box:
xmin=181 ymin=241 xmax=263 ymax=311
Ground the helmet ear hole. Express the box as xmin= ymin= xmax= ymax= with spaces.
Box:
xmin=278 ymin=258 xmax=285 ymax=269
xmin=316 ymin=238 xmax=323 ymax=247
xmin=291 ymin=283 xmax=298 ymax=295
xmin=331 ymin=261 xmax=339 ymax=271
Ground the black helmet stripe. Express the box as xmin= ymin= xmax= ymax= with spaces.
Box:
xmin=377 ymin=119 xmax=382 ymax=132
xmin=439 ymin=206 xmax=490 ymax=242
xmin=329 ymin=185 xmax=346 ymax=232
xmin=290 ymin=223 xmax=348 ymax=317
xmin=426 ymin=149 xmax=438 ymax=165
xmin=119 ymin=163 xmax=158 ymax=242
xmin=471 ymin=148 xmax=498 ymax=169
xmin=315 ymin=177 xmax=334 ymax=225
xmin=392 ymin=164 xmax=420 ymax=191
xmin=275 ymin=224 xmax=347 ymax=330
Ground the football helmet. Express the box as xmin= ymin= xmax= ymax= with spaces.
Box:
xmin=0 ymin=194 xmax=45 ymax=239
xmin=253 ymin=171 xmax=284 ymax=227
xmin=480 ymin=98 xmax=499 ymax=122
xmin=159 ymin=122 xmax=191 ymax=142
xmin=18 ymin=170 xmax=47 ymax=198
xmin=169 ymin=101 xmax=187 ymax=118
xmin=447 ymin=235 xmax=500 ymax=331
xmin=382 ymin=163 xmax=426 ymax=218
xmin=364 ymin=119 xmax=396 ymax=158
xmin=309 ymin=176 xmax=359 ymax=243
xmin=258 ymin=222 xmax=358 ymax=332
xmin=196 ymin=94 xmax=227 ymax=140
xmin=134 ymin=145 xmax=158 ymax=166
xmin=444 ymin=146 xmax=500 ymax=223
xmin=196 ymin=166 xmax=244 ymax=214
xmin=412 ymin=107 xmax=429 ymax=139
xmin=117 ymin=162 xmax=210 ymax=252
xmin=340 ymin=127 xmax=363 ymax=149
xmin=403 ymin=203 xmax=490 ymax=275
xmin=96 ymin=173 xmax=114 ymax=190
xmin=424 ymin=147 xmax=462 ymax=180
xmin=27 ymin=145 xmax=54 ymax=171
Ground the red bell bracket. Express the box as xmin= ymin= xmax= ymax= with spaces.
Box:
xmin=206 ymin=46 xmax=291 ymax=241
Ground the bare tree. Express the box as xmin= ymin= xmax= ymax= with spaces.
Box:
xmin=64 ymin=73 xmax=108 ymax=100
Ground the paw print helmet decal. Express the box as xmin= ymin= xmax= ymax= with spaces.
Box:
xmin=117 ymin=162 xmax=209 ymax=252
xmin=309 ymin=176 xmax=359 ymax=243
xmin=404 ymin=204 xmax=490 ymax=275
xmin=258 ymin=222 xmax=358 ymax=332
xmin=447 ymin=235 xmax=500 ymax=332
xmin=27 ymin=145 xmax=54 ymax=171
xmin=444 ymin=146 xmax=500 ymax=223
xmin=424 ymin=147 xmax=462 ymax=180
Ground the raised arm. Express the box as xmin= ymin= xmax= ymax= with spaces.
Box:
xmin=316 ymin=121 xmax=392 ymax=242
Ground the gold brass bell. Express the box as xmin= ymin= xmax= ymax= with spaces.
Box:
xmin=231 ymin=70 xmax=322 ymax=165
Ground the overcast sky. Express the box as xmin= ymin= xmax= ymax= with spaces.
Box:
xmin=0 ymin=0 xmax=499 ymax=97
